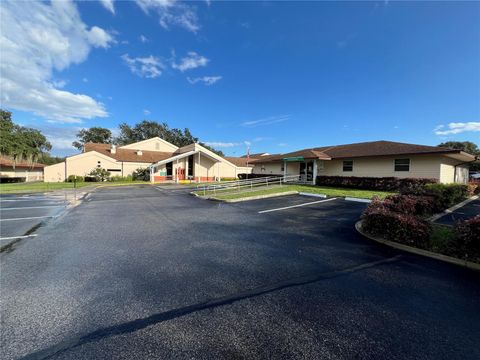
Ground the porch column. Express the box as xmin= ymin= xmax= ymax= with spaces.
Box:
xmin=283 ymin=160 xmax=287 ymax=180
xmin=198 ymin=152 xmax=201 ymax=182
xmin=150 ymin=166 xmax=154 ymax=184
xmin=176 ymin=159 xmax=179 ymax=183
xmin=312 ymin=160 xmax=318 ymax=185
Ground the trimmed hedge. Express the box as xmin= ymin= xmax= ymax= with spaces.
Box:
xmin=66 ymin=175 xmax=84 ymax=183
xmin=238 ymin=173 xmax=282 ymax=180
xmin=404 ymin=183 xmax=469 ymax=210
xmin=315 ymin=176 xmax=437 ymax=192
xmin=454 ymin=215 xmax=480 ymax=262
xmin=361 ymin=200 xmax=431 ymax=248
xmin=383 ymin=194 xmax=437 ymax=216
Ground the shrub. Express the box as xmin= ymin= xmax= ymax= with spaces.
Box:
xmin=467 ymin=182 xmax=479 ymax=196
xmin=132 ymin=168 xmax=150 ymax=181
xmin=362 ymin=201 xmax=431 ymax=248
xmin=88 ymin=168 xmax=110 ymax=182
xmin=453 ymin=215 xmax=480 ymax=262
xmin=383 ymin=194 xmax=437 ymax=217
xmin=315 ymin=176 xmax=437 ymax=192
xmin=109 ymin=175 xmax=131 ymax=182
xmin=66 ymin=175 xmax=84 ymax=183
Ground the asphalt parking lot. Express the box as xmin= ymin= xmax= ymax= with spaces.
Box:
xmin=0 ymin=194 xmax=69 ymax=250
xmin=435 ymin=198 xmax=480 ymax=226
xmin=1 ymin=185 xmax=479 ymax=360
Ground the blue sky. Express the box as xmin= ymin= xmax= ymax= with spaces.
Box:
xmin=1 ymin=0 xmax=479 ymax=156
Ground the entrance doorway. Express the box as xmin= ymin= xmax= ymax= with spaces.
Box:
xmin=299 ymin=161 xmax=314 ymax=182
xmin=166 ymin=162 xmax=173 ymax=180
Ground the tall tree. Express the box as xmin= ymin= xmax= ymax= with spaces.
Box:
xmin=72 ymin=127 xmax=113 ymax=151
xmin=1 ymin=109 xmax=52 ymax=167
xmin=116 ymin=120 xmax=224 ymax=156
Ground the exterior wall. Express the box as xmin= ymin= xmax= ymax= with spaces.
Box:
xmin=318 ymin=155 xmax=442 ymax=180
xmin=120 ymin=138 xmax=178 ymax=152
xmin=251 ymin=154 xmax=472 ymax=184
xmin=44 ymin=162 xmax=66 ymax=182
xmin=0 ymin=168 xmax=43 ymax=182
xmin=44 ymin=152 xmax=154 ymax=182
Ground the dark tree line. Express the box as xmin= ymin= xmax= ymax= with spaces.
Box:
xmin=73 ymin=120 xmax=224 ymax=156
xmin=0 ymin=110 xmax=56 ymax=168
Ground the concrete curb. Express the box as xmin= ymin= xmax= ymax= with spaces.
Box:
xmin=214 ymin=191 xmax=299 ymax=203
xmin=345 ymin=197 xmax=372 ymax=203
xmin=299 ymin=192 xmax=327 ymax=198
xmin=355 ymin=220 xmax=480 ymax=271
xmin=429 ymin=195 xmax=479 ymax=222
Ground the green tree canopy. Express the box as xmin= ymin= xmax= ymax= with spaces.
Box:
xmin=72 ymin=127 xmax=113 ymax=151
xmin=116 ymin=120 xmax=224 ymax=156
xmin=438 ymin=141 xmax=479 ymax=155
xmin=1 ymin=109 xmax=52 ymax=167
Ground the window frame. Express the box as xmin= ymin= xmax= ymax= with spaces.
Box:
xmin=394 ymin=158 xmax=410 ymax=172
xmin=342 ymin=160 xmax=354 ymax=172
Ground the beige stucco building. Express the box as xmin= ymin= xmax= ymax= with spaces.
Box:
xmin=44 ymin=138 xmax=476 ymax=184
xmin=250 ymin=140 xmax=476 ymax=184
xmin=0 ymin=157 xmax=44 ymax=182
xmin=44 ymin=137 xmax=253 ymax=182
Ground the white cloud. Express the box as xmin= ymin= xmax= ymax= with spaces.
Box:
xmin=172 ymin=51 xmax=209 ymax=72
xmin=242 ymin=115 xmax=291 ymax=127
xmin=139 ymin=34 xmax=149 ymax=43
xmin=87 ymin=26 xmax=114 ymax=48
xmin=82 ymin=77 xmax=88 ymax=83
xmin=0 ymin=0 xmax=113 ymax=123
xmin=143 ymin=109 xmax=151 ymax=115
xmin=434 ymin=122 xmax=480 ymax=135
xmin=121 ymin=54 xmax=164 ymax=78
xmin=100 ymin=0 xmax=115 ymax=14
xmin=187 ymin=76 xmax=221 ymax=85
xmin=135 ymin=0 xmax=200 ymax=33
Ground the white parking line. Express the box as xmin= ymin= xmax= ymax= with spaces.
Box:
xmin=0 ymin=199 xmax=67 ymax=202
xmin=0 ymin=215 xmax=57 ymax=222
xmin=258 ymin=197 xmax=338 ymax=214
xmin=0 ymin=205 xmax=66 ymax=211
xmin=0 ymin=234 xmax=38 ymax=241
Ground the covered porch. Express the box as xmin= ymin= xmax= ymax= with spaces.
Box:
xmin=149 ymin=150 xmax=221 ymax=183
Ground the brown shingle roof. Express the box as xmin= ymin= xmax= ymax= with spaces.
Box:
xmin=84 ymin=143 xmax=173 ymax=163
xmin=0 ymin=156 xmax=45 ymax=169
xmin=251 ymin=141 xmax=471 ymax=163
xmin=224 ymin=157 xmax=254 ymax=167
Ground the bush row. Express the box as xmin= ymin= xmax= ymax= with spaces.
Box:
xmin=454 ymin=215 xmax=480 ymax=262
xmin=403 ymin=183 xmax=469 ymax=210
xmin=361 ymin=200 xmax=431 ymax=248
xmin=315 ymin=176 xmax=437 ymax=192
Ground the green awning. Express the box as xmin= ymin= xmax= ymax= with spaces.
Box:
xmin=283 ymin=156 xmax=304 ymax=162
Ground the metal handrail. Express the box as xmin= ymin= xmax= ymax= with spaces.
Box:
xmin=197 ymin=175 xmax=302 ymax=196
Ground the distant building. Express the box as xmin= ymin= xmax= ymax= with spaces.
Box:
xmin=0 ymin=157 xmax=44 ymax=182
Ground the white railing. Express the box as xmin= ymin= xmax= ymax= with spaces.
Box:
xmin=196 ymin=175 xmax=302 ymax=197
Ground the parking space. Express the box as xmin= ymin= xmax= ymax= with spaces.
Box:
xmin=435 ymin=198 xmax=480 ymax=226
xmin=1 ymin=185 xmax=479 ymax=360
xmin=0 ymin=194 xmax=68 ymax=246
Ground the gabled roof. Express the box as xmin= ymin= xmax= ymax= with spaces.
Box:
xmin=84 ymin=143 xmax=173 ymax=163
xmin=119 ymin=137 xmax=178 ymax=151
xmin=240 ymin=152 xmax=270 ymax=159
xmin=223 ymin=157 xmax=254 ymax=167
xmin=250 ymin=140 xmax=476 ymax=163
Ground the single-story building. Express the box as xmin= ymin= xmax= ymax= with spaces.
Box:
xmin=0 ymin=156 xmax=44 ymax=182
xmin=250 ymin=140 xmax=477 ymax=184
xmin=44 ymin=137 xmax=253 ymax=182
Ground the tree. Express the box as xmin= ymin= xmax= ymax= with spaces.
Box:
xmin=72 ymin=127 xmax=113 ymax=151
xmin=116 ymin=120 xmax=224 ymax=156
xmin=1 ymin=109 xmax=52 ymax=167
xmin=438 ymin=141 xmax=480 ymax=172
xmin=88 ymin=168 xmax=110 ymax=182
xmin=438 ymin=141 xmax=479 ymax=155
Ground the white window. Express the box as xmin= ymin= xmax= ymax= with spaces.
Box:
xmin=343 ymin=160 xmax=353 ymax=172
xmin=394 ymin=158 xmax=410 ymax=172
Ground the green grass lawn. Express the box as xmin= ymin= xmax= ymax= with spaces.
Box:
xmin=203 ymin=184 xmax=394 ymax=201
xmin=0 ymin=181 xmax=149 ymax=194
